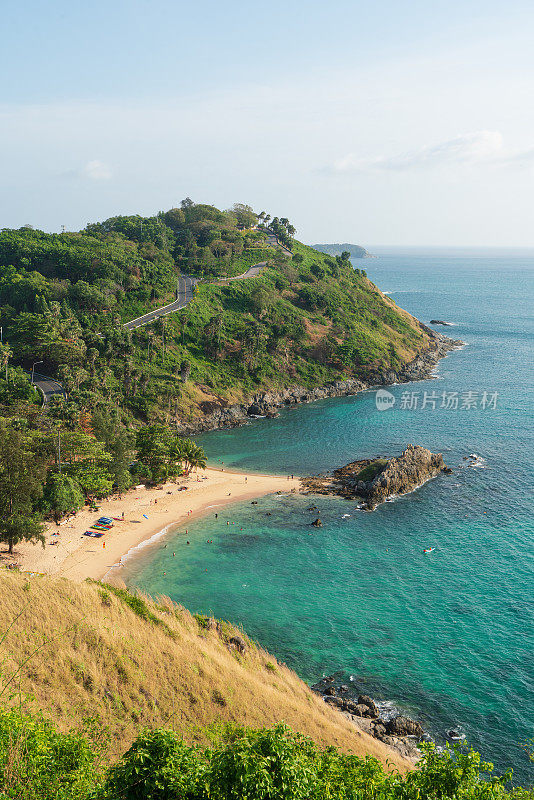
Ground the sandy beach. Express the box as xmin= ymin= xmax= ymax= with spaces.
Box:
xmin=4 ymin=469 xmax=300 ymax=583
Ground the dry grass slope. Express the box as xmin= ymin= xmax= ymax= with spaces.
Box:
xmin=0 ymin=572 xmax=412 ymax=771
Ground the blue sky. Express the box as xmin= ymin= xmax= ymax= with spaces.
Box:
xmin=2 ymin=0 xmax=534 ymax=244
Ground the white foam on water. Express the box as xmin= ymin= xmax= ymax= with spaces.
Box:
xmin=103 ymin=521 xmax=179 ymax=580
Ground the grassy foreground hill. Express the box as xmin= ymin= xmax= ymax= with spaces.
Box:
xmin=0 ymin=571 xmax=408 ymax=769
xmin=1 ymin=572 xmax=531 ymax=799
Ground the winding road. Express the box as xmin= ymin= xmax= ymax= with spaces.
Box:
xmin=31 ymin=371 xmax=67 ymax=404
xmin=124 ymin=274 xmax=197 ymax=331
xmin=123 ymin=231 xmax=290 ymax=329
xmin=32 ymin=229 xmax=292 ymax=402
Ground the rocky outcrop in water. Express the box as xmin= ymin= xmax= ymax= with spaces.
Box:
xmin=302 ymin=445 xmax=449 ymax=510
xmin=311 ymin=677 xmax=425 ymax=762
xmin=174 ymin=331 xmax=462 ymax=435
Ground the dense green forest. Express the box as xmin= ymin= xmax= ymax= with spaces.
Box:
xmin=0 ymin=199 xmax=431 ymax=547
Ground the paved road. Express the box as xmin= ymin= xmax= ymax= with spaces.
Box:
xmin=222 ymin=261 xmax=268 ymax=282
xmin=265 ymin=230 xmax=293 ymax=256
xmin=31 ymin=371 xmax=67 ymax=404
xmin=124 ymin=274 xmax=197 ymax=331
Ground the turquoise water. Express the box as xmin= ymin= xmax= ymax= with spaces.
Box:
xmin=122 ymin=250 xmax=534 ymax=783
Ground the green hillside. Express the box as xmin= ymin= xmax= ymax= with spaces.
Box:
xmin=0 ymin=201 xmax=430 ymax=425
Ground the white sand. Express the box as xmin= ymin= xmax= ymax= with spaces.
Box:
xmin=5 ymin=469 xmax=300 ymax=582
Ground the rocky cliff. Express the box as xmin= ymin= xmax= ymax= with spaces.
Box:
xmin=302 ymin=444 xmax=450 ymax=510
xmin=175 ymin=330 xmax=462 ymax=435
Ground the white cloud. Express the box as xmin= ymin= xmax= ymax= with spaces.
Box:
xmin=332 ymin=131 xmax=534 ymax=173
xmin=82 ymin=159 xmax=112 ymax=180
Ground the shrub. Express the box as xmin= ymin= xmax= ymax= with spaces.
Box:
xmin=102 ymin=728 xmax=204 ymax=800
xmin=0 ymin=710 xmax=100 ymax=800
xmin=355 ymin=459 xmax=388 ymax=482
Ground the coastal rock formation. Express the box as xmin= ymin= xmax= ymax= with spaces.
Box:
xmin=430 ymin=319 xmax=453 ymax=326
xmin=386 ymin=715 xmax=425 ymax=738
xmin=175 ymin=331 xmax=462 ymax=435
xmin=302 ymin=445 xmax=448 ymax=510
xmin=358 ymin=695 xmax=379 ymax=718
xmin=323 ymin=696 xmax=377 ymax=718
xmin=312 ymin=678 xmax=425 ymax=762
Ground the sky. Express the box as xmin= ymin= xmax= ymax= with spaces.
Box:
xmin=2 ymin=0 xmax=534 ymax=246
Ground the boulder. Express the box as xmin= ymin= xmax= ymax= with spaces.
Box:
xmin=311 ymin=518 xmax=323 ymax=527
xmin=351 ymin=703 xmax=376 ymax=718
xmin=358 ymin=694 xmax=379 ymax=718
xmin=385 ymin=715 xmax=424 ymax=737
xmin=228 ymin=635 xmax=247 ymax=655
xmin=323 ymin=696 xmax=344 ymax=710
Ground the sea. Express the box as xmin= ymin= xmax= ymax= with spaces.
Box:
xmin=120 ymin=247 xmax=534 ymax=784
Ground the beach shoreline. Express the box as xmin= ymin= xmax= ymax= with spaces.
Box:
xmin=3 ymin=469 xmax=300 ymax=583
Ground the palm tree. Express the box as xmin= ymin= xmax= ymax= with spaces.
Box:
xmin=172 ymin=438 xmax=206 ymax=476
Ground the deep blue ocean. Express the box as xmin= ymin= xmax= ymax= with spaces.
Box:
xmin=122 ymin=249 xmax=534 ymax=783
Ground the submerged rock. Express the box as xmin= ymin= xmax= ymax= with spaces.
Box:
xmin=311 ymin=518 xmax=323 ymax=527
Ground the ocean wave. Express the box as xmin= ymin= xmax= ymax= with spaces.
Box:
xmin=103 ymin=521 xmax=178 ymax=579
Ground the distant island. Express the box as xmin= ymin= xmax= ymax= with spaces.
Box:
xmin=313 ymin=243 xmax=373 ymax=258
